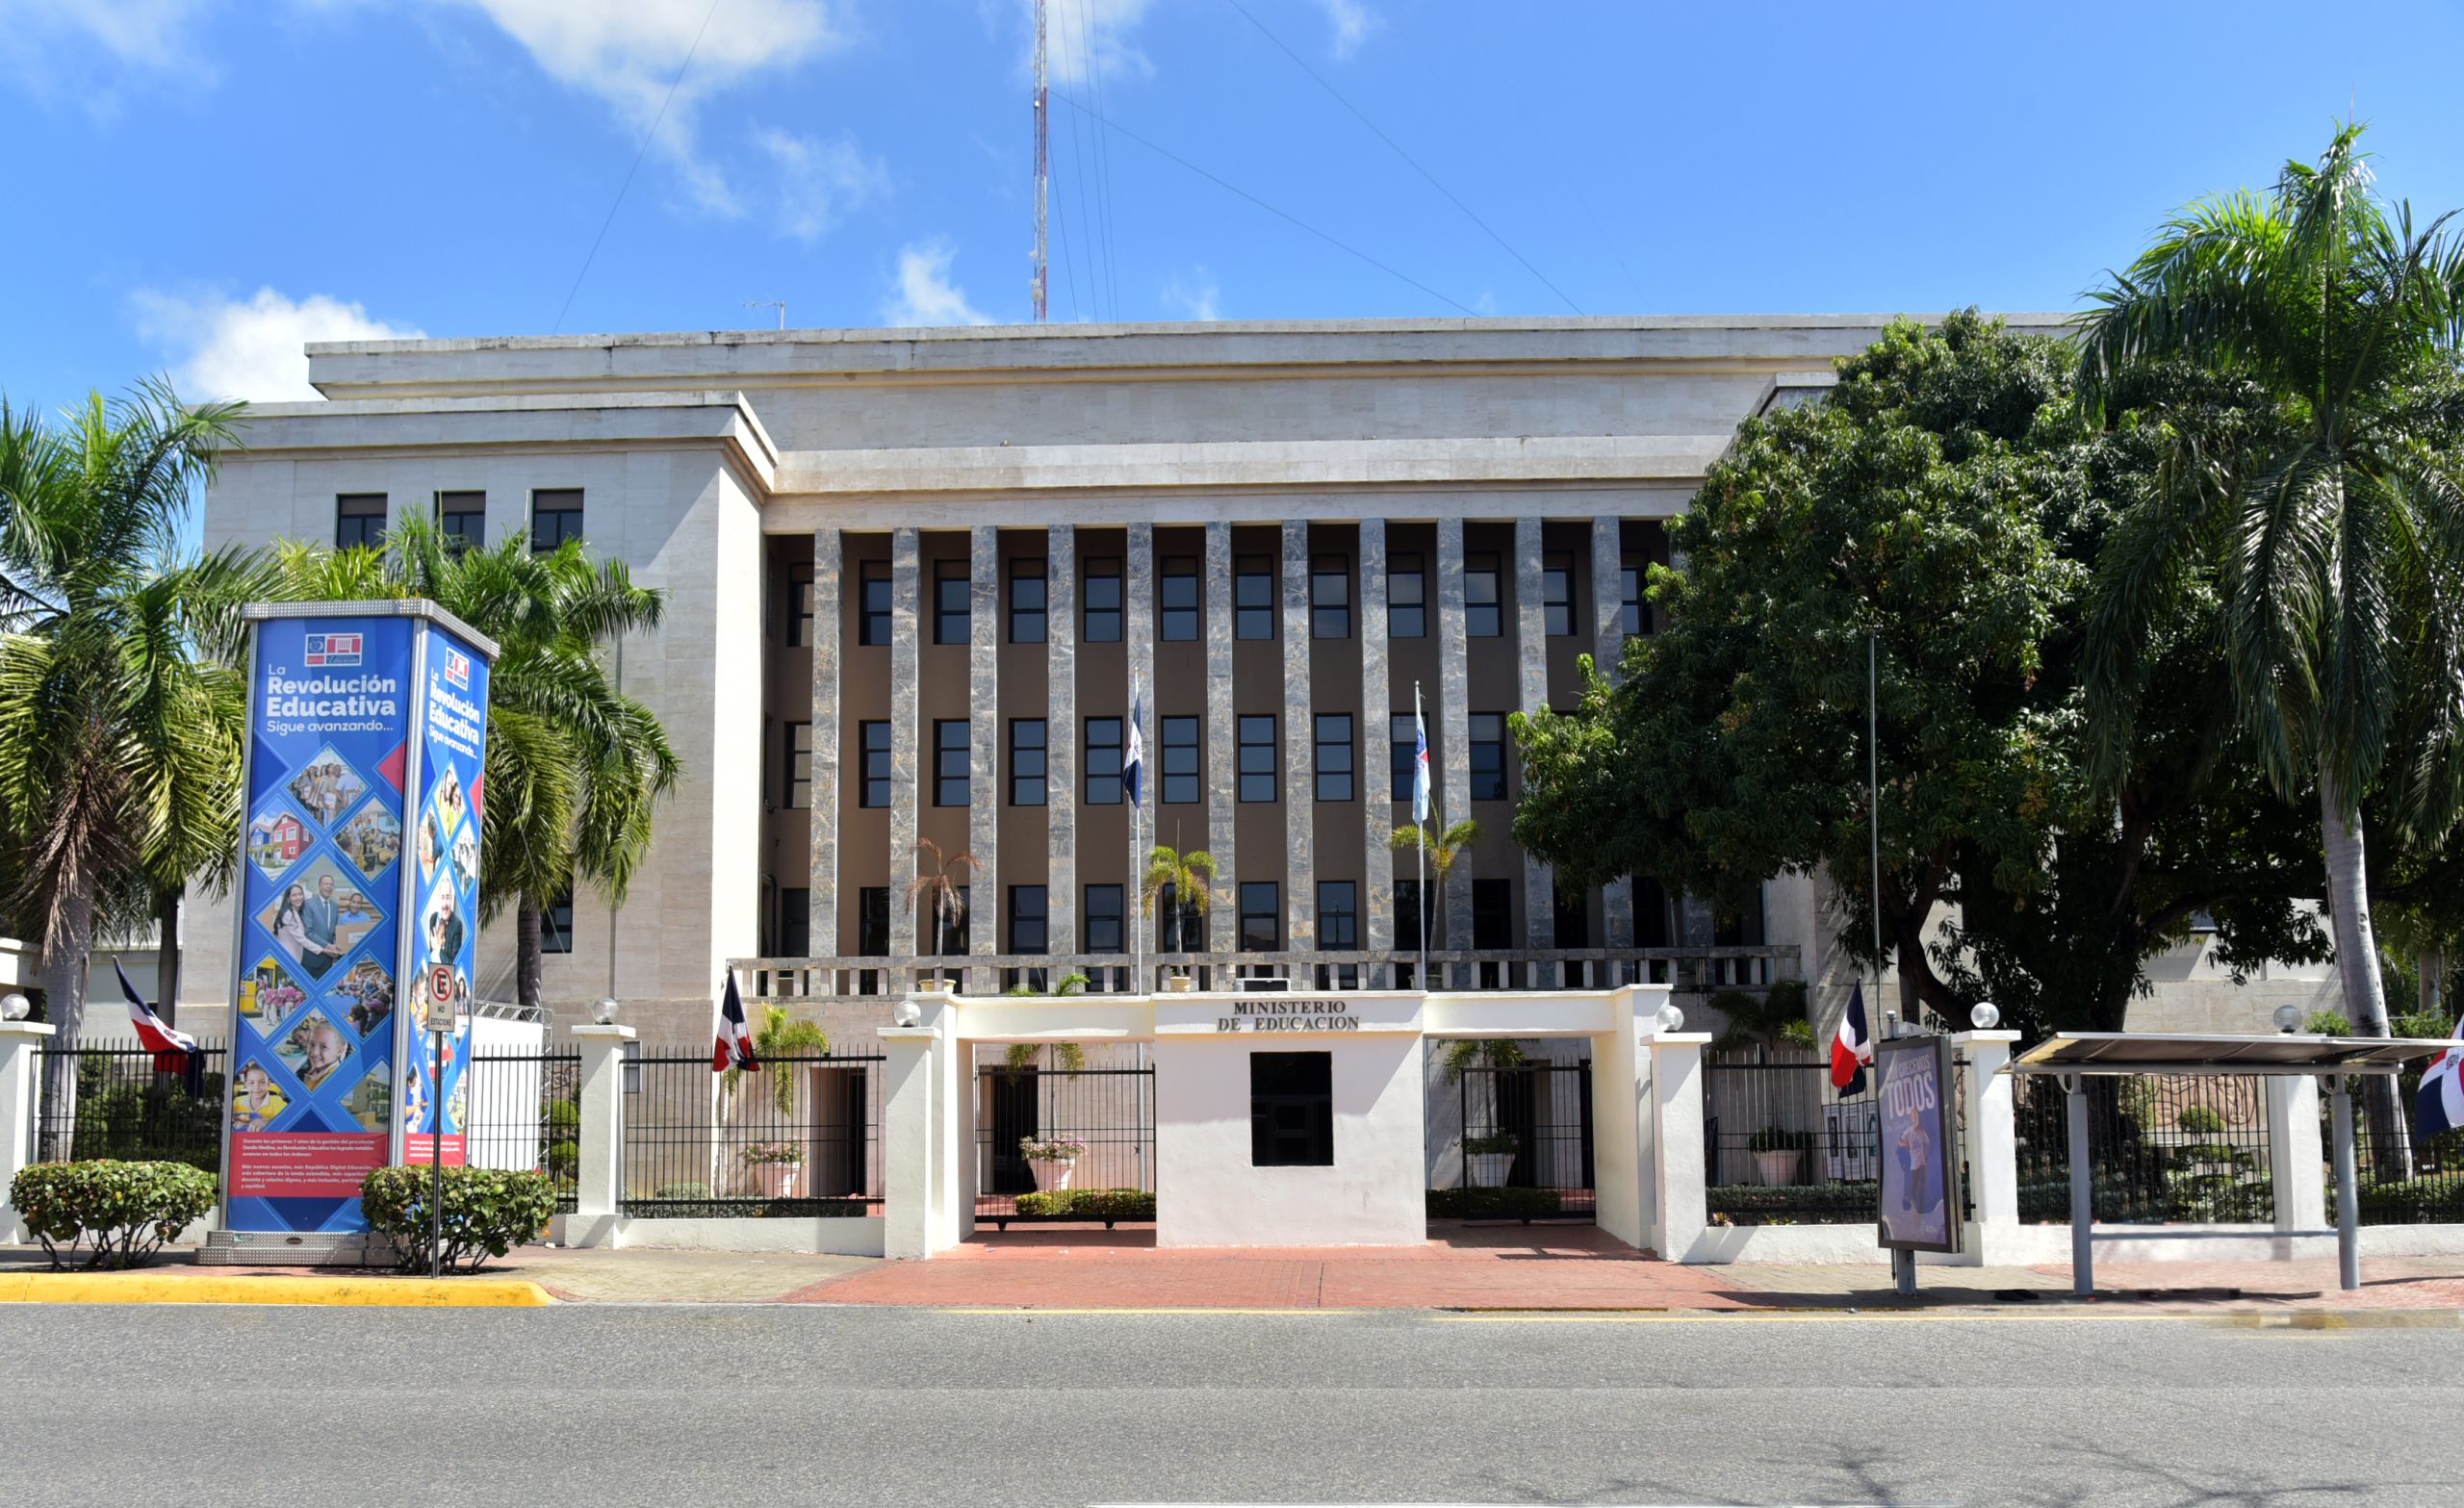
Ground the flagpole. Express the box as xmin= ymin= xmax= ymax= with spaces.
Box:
xmin=1869 ymin=630 xmax=1886 ymax=1030
xmin=1416 ymin=680 xmax=1428 ymax=990
xmin=1132 ymin=685 xmax=1144 ymax=996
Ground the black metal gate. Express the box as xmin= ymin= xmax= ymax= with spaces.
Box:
xmin=1446 ymin=1061 xmax=1596 ymax=1220
xmin=974 ymin=1064 xmax=1156 ymax=1222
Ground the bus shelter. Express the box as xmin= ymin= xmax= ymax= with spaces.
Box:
xmin=2013 ymin=1032 xmax=2451 ymax=1294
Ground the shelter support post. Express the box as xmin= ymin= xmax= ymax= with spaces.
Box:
xmin=562 ymin=1023 xmax=632 ymax=1249
xmin=2064 ymin=1073 xmax=2092 ymax=1297
xmin=0 ymin=1020 xmax=55 ymax=1244
xmin=2329 ymin=1075 xmax=2360 ymax=1292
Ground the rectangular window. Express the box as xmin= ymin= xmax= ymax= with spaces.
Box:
xmin=859 ymin=721 xmax=890 ymax=807
xmin=778 ymin=888 xmax=810 ymax=958
xmin=1238 ymin=714 xmax=1277 ymax=803
xmin=1010 ymin=719 xmax=1047 ymax=807
xmin=935 ymin=719 xmax=969 ymax=807
xmin=335 ymin=494 xmax=386 ymax=550
xmin=1240 ymin=881 xmax=1279 ymax=952
xmin=783 ymin=562 xmax=815 ymax=647
xmin=1158 ymin=882 xmax=1206 ymax=952
xmin=1160 ymin=557 xmax=1199 ymax=641
xmin=1465 ymin=554 xmax=1502 ymax=637
xmin=781 ymin=722 xmax=811 ymax=809
xmin=1473 ymin=878 xmax=1511 ymax=951
xmin=1010 ymin=558 xmax=1047 ymax=644
xmin=1543 ymin=553 xmax=1576 ymax=637
xmin=1388 ymin=552 xmax=1426 ymax=638
xmin=1234 ymin=555 xmax=1274 ymax=640
xmin=543 ymin=889 xmax=575 ymax=954
xmin=1084 ymin=716 xmax=1124 ymax=805
xmin=1390 ymin=714 xmax=1419 ymax=802
xmin=1470 ymin=712 xmax=1506 ymax=801
xmin=1008 ymin=885 xmax=1048 ymax=956
xmin=937 ymin=885 xmax=971 ymax=956
xmin=1083 ymin=557 xmax=1122 ymax=642
xmin=1318 ymin=882 xmax=1358 ymax=950
xmin=858 ymin=888 xmax=889 ymax=957
xmin=1310 ymin=555 xmax=1351 ymax=640
xmin=1085 ymin=884 xmax=1124 ymax=955
xmin=1162 ymin=715 xmax=1201 ymax=805
xmin=934 ymin=562 xmax=970 ymax=645
xmin=1553 ymin=887 xmax=1591 ymax=950
xmin=1394 ymin=880 xmax=1424 ymax=951
xmin=1314 ymin=713 xmax=1354 ymax=802
xmin=860 ymin=561 xmax=892 ymax=646
xmin=1249 ymin=1052 xmax=1333 ymax=1167
xmin=1621 ymin=563 xmax=1645 ymax=637
xmin=530 ymin=489 xmax=583 ymax=552
xmin=435 ymin=491 xmax=483 ymax=552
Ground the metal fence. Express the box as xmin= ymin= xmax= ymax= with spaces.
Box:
xmin=465 ymin=1048 xmax=581 ymax=1213
xmin=1440 ymin=1061 xmax=1596 ymax=1219
xmin=974 ymin=1063 xmax=1156 ymax=1222
xmin=35 ymin=1041 xmax=228 ymax=1171
xmin=619 ymin=1049 xmax=884 ymax=1217
xmin=2342 ymin=1072 xmax=2464 ymax=1226
xmin=2013 ymin=1073 xmax=2275 ymax=1224
xmin=1701 ymin=1052 xmax=1886 ymax=1225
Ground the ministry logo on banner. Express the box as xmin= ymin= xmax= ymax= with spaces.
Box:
xmin=304 ymin=632 xmax=363 ymax=667
xmin=443 ymin=648 xmax=470 ymax=688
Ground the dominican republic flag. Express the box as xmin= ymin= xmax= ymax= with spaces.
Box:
xmin=1124 ymin=690 xmax=1145 ymax=807
xmin=1412 ymin=685 xmax=1432 ymax=825
xmin=712 ymin=972 xmax=758 ymax=1074
xmin=116 ymin=958 xmax=196 ymax=1076
xmin=2418 ymin=1016 xmax=2464 ymax=1141
xmin=1831 ymin=981 xmax=1874 ymax=1096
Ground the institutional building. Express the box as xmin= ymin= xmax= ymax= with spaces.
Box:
xmin=188 ymin=314 xmax=2323 ymax=1045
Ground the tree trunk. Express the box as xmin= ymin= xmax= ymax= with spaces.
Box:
xmin=516 ymin=904 xmax=544 ymax=1012
xmin=38 ymin=882 xmax=95 ymax=1162
xmin=154 ymin=886 xmax=182 ymax=1030
xmin=2320 ymin=774 xmax=2411 ymax=1180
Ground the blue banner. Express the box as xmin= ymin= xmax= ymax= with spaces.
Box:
xmin=402 ymin=626 xmax=490 ymax=1167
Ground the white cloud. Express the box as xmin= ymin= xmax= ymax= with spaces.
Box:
xmin=884 ymin=241 xmax=993 ymax=328
xmin=1161 ymin=267 xmax=1220 ymax=322
xmin=131 ymin=287 xmax=425 ymax=402
xmin=0 ymin=0 xmax=214 ymax=102
xmin=436 ymin=0 xmax=846 ymax=215
xmin=1034 ymin=0 xmax=1152 ymax=89
xmin=1314 ymin=0 xmax=1378 ymax=58
xmin=757 ymin=128 xmax=889 ymax=243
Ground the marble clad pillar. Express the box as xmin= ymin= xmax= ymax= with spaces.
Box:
xmin=968 ymin=525 xmax=1000 ymax=992
xmin=1357 ymin=519 xmax=1393 ymax=975
xmin=1045 ymin=526 xmax=1078 ymax=958
xmin=1204 ymin=522 xmax=1238 ymax=954
xmin=1592 ymin=516 xmax=1635 ymax=960
xmin=1435 ymin=518 xmax=1473 ymax=980
xmin=1126 ymin=524 xmax=1156 ymax=979
xmin=887 ymin=528 xmax=921 ymax=961
xmin=1514 ymin=518 xmax=1555 ymax=983
xmin=1281 ymin=521 xmax=1315 ymax=954
xmin=808 ymin=527 xmax=842 ymax=965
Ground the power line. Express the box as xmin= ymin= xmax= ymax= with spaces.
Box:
xmin=1076 ymin=1 xmax=1125 ymax=319
xmin=1061 ymin=3 xmax=1107 ymax=319
xmin=1218 ymin=0 xmax=1581 ymax=316
xmin=552 ymin=0 xmax=724 ymax=334
xmin=1054 ymin=89 xmax=1476 ymax=316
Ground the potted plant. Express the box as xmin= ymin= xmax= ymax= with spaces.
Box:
xmin=1020 ymin=1134 xmax=1087 ymax=1191
xmin=742 ymin=1140 xmax=805 ymax=1198
xmin=1463 ymin=1132 xmax=1519 ymax=1188
xmin=1748 ymin=1125 xmax=1811 ymax=1187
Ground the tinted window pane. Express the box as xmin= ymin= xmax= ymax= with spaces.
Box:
xmin=1388 ymin=553 xmax=1425 ymax=638
xmin=1249 ymin=1052 xmax=1332 ymax=1166
xmin=1240 ymin=881 xmax=1278 ymax=951
xmin=1314 ymin=713 xmax=1353 ymax=802
xmin=1084 ymin=562 xmax=1123 ymax=642
xmin=1086 ymin=717 xmax=1123 ymax=805
xmin=860 ymin=722 xmax=891 ymax=807
xmin=1238 ymin=715 xmax=1276 ymax=803
xmin=1470 ymin=712 xmax=1506 ymax=801
xmin=1160 ymin=560 xmax=1198 ymax=640
xmin=1234 ymin=557 xmax=1273 ymax=640
xmin=860 ymin=563 xmax=892 ymax=646
xmin=936 ymin=719 xmax=970 ymax=806
xmin=1318 ymin=881 xmax=1357 ymax=949
xmin=935 ymin=565 xmax=970 ymax=645
xmin=1011 ymin=719 xmax=1046 ymax=806
xmin=1465 ymin=556 xmax=1502 ymax=638
xmin=1162 ymin=715 xmax=1200 ymax=805
xmin=1010 ymin=561 xmax=1047 ymax=644
xmin=1085 ymin=884 xmax=1124 ymax=955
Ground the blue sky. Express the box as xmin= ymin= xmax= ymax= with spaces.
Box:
xmin=6 ymin=0 xmax=2464 ymax=407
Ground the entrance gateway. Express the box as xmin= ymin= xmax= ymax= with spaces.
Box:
xmin=875 ymin=982 xmax=1698 ymax=1258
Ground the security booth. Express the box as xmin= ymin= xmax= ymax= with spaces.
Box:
xmin=2012 ymin=1031 xmax=2456 ymax=1293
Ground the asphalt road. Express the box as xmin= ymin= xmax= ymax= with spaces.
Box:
xmin=3 ymin=1304 xmax=2457 ymax=1506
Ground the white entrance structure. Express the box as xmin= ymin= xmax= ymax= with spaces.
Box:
xmin=877 ymin=982 xmax=1709 ymax=1258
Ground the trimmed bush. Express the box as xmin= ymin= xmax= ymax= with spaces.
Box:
xmin=1707 ymin=1181 xmax=1875 ymax=1224
xmin=2176 ymin=1105 xmax=2227 ymax=1136
xmin=11 ymin=1160 xmax=216 ymax=1269
xmin=1425 ymin=1186 xmax=1563 ymax=1220
xmin=2341 ymin=1177 xmax=2464 ymax=1226
xmin=1013 ymin=1188 xmax=1157 ymax=1221
xmin=361 ymin=1165 xmax=557 ymax=1274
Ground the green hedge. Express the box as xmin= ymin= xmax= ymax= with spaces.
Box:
xmin=10 ymin=1161 xmax=215 ymax=1269
xmin=1013 ymin=1188 xmax=1156 ymax=1221
xmin=1426 ymin=1186 xmax=1563 ymax=1220
xmin=361 ymin=1166 xmax=557 ymax=1274
xmin=2340 ymin=1176 xmax=2464 ymax=1226
xmin=1707 ymin=1181 xmax=1875 ymax=1225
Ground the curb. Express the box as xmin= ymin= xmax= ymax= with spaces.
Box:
xmin=0 ymin=1273 xmax=554 ymax=1308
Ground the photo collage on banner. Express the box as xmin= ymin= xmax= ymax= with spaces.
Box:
xmin=228 ymin=618 xmax=414 ymax=1232
xmin=404 ymin=628 xmax=490 ymax=1166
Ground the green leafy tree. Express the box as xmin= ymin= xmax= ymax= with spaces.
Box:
xmin=1139 ymin=844 xmax=1218 ymax=955
xmin=0 ymin=381 xmax=270 ymax=1151
xmin=272 ymin=517 xmax=679 ymax=1008
xmin=1388 ymin=818 xmax=1480 ymax=948
xmin=1709 ymin=980 xmax=1818 ymax=1058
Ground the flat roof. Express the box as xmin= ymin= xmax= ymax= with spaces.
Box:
xmin=2012 ymin=1032 xmax=2453 ymax=1076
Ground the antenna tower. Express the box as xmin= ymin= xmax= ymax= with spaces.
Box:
xmin=1032 ymin=0 xmax=1049 ymax=320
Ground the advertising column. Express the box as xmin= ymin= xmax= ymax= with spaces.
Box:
xmin=223 ymin=604 xmax=493 ymax=1238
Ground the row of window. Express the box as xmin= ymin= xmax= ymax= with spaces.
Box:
xmin=784 ymin=713 xmax=1514 ymax=809
xmin=822 ymin=551 xmax=1651 ymax=649
xmin=334 ymin=490 xmax=582 ymax=554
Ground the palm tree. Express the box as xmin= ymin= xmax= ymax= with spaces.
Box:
xmin=0 ymin=382 xmax=265 ymax=1149
xmin=905 ymin=838 xmax=974 ymax=965
xmin=2076 ymin=124 xmax=2464 ymax=1172
xmin=1139 ymin=844 xmax=1218 ymax=956
xmin=722 ymin=1004 xmax=830 ymax=1115
xmin=1389 ymin=818 xmax=1481 ymax=946
xmin=272 ymin=517 xmax=680 ymax=1009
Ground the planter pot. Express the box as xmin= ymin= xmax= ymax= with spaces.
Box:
xmin=1028 ymin=1157 xmax=1078 ymax=1192
xmin=1162 ymin=975 xmax=1196 ymax=993
xmin=753 ymin=1163 xmax=801 ymax=1198
xmin=1753 ymin=1149 xmax=1805 ymax=1188
xmin=1466 ymin=1152 xmax=1516 ymax=1189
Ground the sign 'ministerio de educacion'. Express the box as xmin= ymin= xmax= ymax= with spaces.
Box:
xmin=222 ymin=601 xmax=495 ymax=1237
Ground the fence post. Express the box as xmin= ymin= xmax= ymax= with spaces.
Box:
xmin=882 ymin=992 xmax=961 ymax=1259
xmin=2267 ymin=1073 xmax=2326 ymax=1233
xmin=1648 ymin=1029 xmax=1711 ymax=1261
xmin=566 ymin=1024 xmax=633 ymax=1248
xmin=0 ymin=1021 xmax=56 ymax=1244
xmin=1952 ymin=1030 xmax=2021 ymax=1265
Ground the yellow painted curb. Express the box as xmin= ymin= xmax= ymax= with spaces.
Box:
xmin=0 ymin=1272 xmax=553 ymax=1308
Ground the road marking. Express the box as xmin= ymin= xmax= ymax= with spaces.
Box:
xmin=938 ymin=1306 xmax=1362 ymax=1316
xmin=1429 ymin=1310 xmax=2213 ymax=1324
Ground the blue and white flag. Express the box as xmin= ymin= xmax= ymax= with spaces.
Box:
xmin=1124 ymin=690 xmax=1145 ymax=807
xmin=1412 ymin=684 xmax=1431 ymax=825
xmin=2418 ymin=1016 xmax=2464 ymax=1141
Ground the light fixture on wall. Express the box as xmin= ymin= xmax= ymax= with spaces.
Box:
xmin=591 ymin=997 xmax=620 ymax=1026
xmin=2275 ymin=1004 xmax=2305 ymax=1035
xmin=893 ymin=998 xmax=922 ymax=1028
xmin=1969 ymin=1001 xmax=2000 ymax=1031
xmin=0 ymin=993 xmax=27 ymax=1021
xmin=1655 ymin=1004 xmax=1684 ymax=1034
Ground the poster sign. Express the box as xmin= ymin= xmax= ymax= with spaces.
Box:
xmin=223 ymin=604 xmax=491 ymax=1233
xmin=1875 ymin=1034 xmax=1961 ymax=1254
xmin=401 ymin=623 xmax=489 ymax=1171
